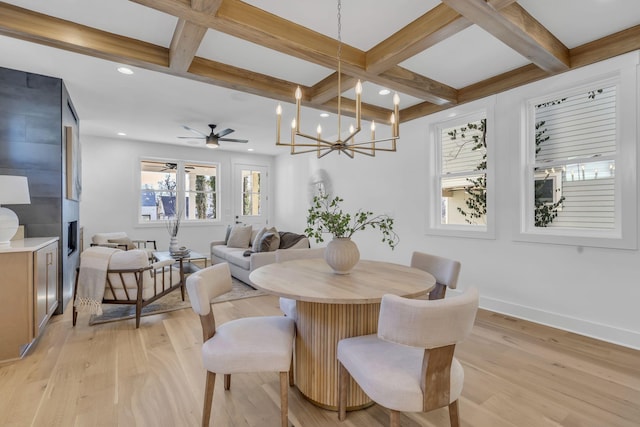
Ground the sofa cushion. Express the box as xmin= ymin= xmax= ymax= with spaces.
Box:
xmin=224 ymin=225 xmax=232 ymax=244
xmin=227 ymin=225 xmax=252 ymax=248
xmin=225 ymin=250 xmax=251 ymax=269
xmin=259 ymin=232 xmax=279 ymax=252
xmin=252 ymin=227 xmax=267 ymax=250
xmin=212 ymin=245 xmax=251 ymax=269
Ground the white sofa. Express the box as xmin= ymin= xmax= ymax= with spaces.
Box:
xmin=210 ymin=227 xmax=310 ymax=285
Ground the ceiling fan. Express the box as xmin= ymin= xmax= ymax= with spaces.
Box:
xmin=161 ymin=162 xmax=194 ymax=172
xmin=178 ymin=124 xmax=248 ymax=148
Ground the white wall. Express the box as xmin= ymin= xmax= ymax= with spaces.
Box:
xmin=272 ymin=52 xmax=640 ymax=349
xmin=80 ymin=136 xmax=274 ymax=255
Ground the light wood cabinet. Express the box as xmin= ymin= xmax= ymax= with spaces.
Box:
xmin=0 ymin=238 xmax=59 ymax=362
xmin=35 ymin=242 xmax=58 ymax=337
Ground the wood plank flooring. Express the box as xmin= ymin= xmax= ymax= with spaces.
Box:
xmin=1 ymin=294 xmax=638 ymax=427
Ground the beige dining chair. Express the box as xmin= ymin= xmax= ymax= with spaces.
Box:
xmin=337 ymin=287 xmax=479 ymax=427
xmin=186 ymin=263 xmax=295 ymax=427
xmin=275 ymin=247 xmax=326 ymax=319
xmin=410 ymin=251 xmax=461 ymax=300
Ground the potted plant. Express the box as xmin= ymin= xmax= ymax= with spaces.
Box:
xmin=305 ymin=193 xmax=399 ymax=274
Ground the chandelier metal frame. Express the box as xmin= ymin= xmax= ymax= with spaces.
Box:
xmin=275 ymin=0 xmax=400 ymax=158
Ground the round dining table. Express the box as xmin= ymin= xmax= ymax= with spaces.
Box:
xmin=249 ymin=258 xmax=435 ymax=411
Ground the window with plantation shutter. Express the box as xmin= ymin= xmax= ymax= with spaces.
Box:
xmin=531 ymin=85 xmax=616 ymax=229
xmin=519 ymin=68 xmax=637 ymax=250
xmin=435 ymin=112 xmax=489 ymax=229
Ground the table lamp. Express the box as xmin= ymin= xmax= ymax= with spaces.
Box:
xmin=0 ymin=175 xmax=31 ymax=245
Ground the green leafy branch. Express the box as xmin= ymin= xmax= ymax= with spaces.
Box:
xmin=305 ymin=193 xmax=399 ymax=249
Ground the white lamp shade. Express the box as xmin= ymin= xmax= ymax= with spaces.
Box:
xmin=0 ymin=176 xmax=30 ymax=244
xmin=0 ymin=175 xmax=31 ymax=204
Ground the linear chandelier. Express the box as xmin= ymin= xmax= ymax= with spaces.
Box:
xmin=275 ymin=0 xmax=400 ymax=158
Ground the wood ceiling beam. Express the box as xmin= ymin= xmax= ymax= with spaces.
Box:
xmin=168 ymin=0 xmax=222 ymax=72
xmin=131 ymin=0 xmax=457 ymax=104
xmin=366 ymin=0 xmax=517 ymax=74
xmin=310 ymin=73 xmax=358 ymax=104
xmin=0 ymin=2 xmax=168 ymax=69
xmin=441 ymin=0 xmax=569 ymax=73
xmin=570 ymin=24 xmax=640 ymax=68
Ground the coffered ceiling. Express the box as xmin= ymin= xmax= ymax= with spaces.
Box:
xmin=0 ymin=0 xmax=638 ymax=154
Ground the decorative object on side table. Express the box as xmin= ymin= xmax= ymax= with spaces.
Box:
xmin=305 ymin=192 xmax=399 ymax=274
xmin=165 ymin=213 xmax=182 ymax=255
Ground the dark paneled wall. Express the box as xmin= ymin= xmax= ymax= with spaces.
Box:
xmin=0 ymin=66 xmax=80 ymax=313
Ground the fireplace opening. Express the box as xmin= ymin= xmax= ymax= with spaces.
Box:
xmin=68 ymin=220 xmax=77 ymax=256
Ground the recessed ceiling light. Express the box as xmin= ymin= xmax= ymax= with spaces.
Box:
xmin=247 ymin=148 xmax=254 ymax=152
xmin=378 ymin=89 xmax=391 ymax=96
xmin=448 ymin=112 xmax=457 ymax=118
xmin=117 ymin=132 xmax=126 ymax=136
xmin=117 ymin=67 xmax=134 ymax=75
xmin=320 ymin=113 xmax=330 ymax=118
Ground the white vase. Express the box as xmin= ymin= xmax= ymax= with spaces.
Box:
xmin=169 ymin=235 xmax=179 ymax=254
xmin=324 ymin=237 xmax=360 ymax=274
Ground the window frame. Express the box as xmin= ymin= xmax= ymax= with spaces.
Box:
xmin=137 ymin=158 xmax=221 ymax=226
xmin=517 ymin=71 xmax=637 ymax=249
xmin=427 ymin=104 xmax=495 ymax=240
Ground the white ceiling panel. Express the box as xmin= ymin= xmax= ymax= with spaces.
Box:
xmin=341 ymin=81 xmax=424 ymax=109
xmin=243 ymin=0 xmax=441 ymax=51
xmin=197 ymin=30 xmax=333 ymax=86
xmin=400 ymin=25 xmax=531 ymax=89
xmin=518 ymin=0 xmax=640 ymax=49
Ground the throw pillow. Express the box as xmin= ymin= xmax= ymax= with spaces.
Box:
xmin=108 ymin=237 xmax=136 ymax=250
xmin=224 ymin=225 xmax=232 ymax=244
xmin=226 ymin=225 xmax=253 ymax=248
xmin=259 ymin=232 xmax=277 ymax=252
xmin=265 ymin=227 xmax=280 ymax=251
xmin=252 ymin=227 xmax=267 ymax=251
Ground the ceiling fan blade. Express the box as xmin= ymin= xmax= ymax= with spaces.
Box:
xmin=182 ymin=125 xmax=208 ymax=137
xmin=215 ymin=128 xmax=234 ymax=138
xmin=178 ymin=136 xmax=205 ymax=139
xmin=219 ymin=138 xmax=249 ymax=143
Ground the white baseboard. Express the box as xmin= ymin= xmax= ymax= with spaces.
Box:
xmin=475 ymin=294 xmax=640 ymax=351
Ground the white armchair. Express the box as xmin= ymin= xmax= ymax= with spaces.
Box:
xmin=72 ymin=249 xmax=184 ymax=328
xmin=337 ymin=287 xmax=479 ymax=426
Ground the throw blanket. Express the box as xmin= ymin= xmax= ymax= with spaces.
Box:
xmin=279 ymin=232 xmax=308 ymax=249
xmin=74 ymin=246 xmax=119 ymax=315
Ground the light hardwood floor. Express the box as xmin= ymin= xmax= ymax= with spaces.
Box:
xmin=1 ymin=294 xmax=638 ymax=427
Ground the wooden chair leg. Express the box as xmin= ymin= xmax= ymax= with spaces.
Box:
xmin=389 ymin=409 xmax=401 ymax=427
xmin=288 ymin=354 xmax=294 ymax=387
xmin=224 ymin=374 xmax=231 ymax=390
xmin=279 ymin=371 xmax=289 ymax=427
xmin=72 ymin=268 xmax=80 ymax=326
xmin=135 ymin=302 xmax=142 ymax=328
xmin=449 ymin=400 xmax=459 ymax=427
xmin=202 ymin=371 xmax=216 ymax=427
xmin=338 ymin=362 xmax=349 ymax=421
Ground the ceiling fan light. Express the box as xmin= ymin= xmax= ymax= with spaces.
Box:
xmin=206 ymin=141 xmax=219 ymax=148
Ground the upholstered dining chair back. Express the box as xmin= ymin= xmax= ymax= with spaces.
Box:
xmin=377 ymin=287 xmax=478 ymax=349
xmin=275 ymin=247 xmax=326 ymax=319
xmin=337 ymin=287 xmax=479 ymax=427
xmin=186 ymin=263 xmax=295 ymax=427
xmin=410 ymin=251 xmax=461 ymax=300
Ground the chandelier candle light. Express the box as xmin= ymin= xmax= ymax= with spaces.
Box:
xmin=275 ymin=0 xmax=400 ymax=158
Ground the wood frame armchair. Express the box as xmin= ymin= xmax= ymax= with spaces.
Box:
xmin=72 ymin=249 xmax=184 ymax=328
